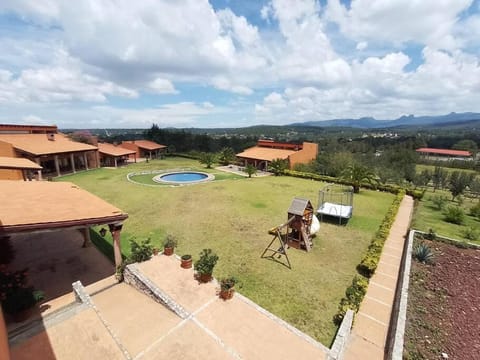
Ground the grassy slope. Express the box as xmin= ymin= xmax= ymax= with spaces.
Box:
xmin=412 ymin=189 xmax=480 ymax=243
xmin=59 ymin=157 xmax=393 ymax=345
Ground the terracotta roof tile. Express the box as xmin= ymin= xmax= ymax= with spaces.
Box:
xmin=236 ymin=146 xmax=295 ymax=161
xmin=416 ymin=148 xmax=472 ymax=157
xmin=0 ymin=133 xmax=97 ymax=156
xmin=0 ymin=157 xmax=42 ymax=170
xmin=123 ymin=140 xmax=166 ymax=150
xmin=0 ymin=180 xmax=127 ymax=231
xmin=98 ymin=143 xmax=136 ymax=157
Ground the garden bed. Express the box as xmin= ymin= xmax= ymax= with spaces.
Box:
xmin=404 ymin=236 xmax=480 ymax=359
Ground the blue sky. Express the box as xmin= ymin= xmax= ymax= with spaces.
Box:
xmin=0 ymin=0 xmax=480 ymax=128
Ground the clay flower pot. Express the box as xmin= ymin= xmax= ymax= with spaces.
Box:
xmin=219 ymin=288 xmax=235 ymax=300
xmin=198 ymin=273 xmax=212 ymax=283
xmin=219 ymin=277 xmax=236 ymax=300
xmin=163 ymin=246 xmax=174 ymax=256
xmin=181 ymin=255 xmax=192 ymax=269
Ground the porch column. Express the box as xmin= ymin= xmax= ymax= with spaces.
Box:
xmin=70 ymin=153 xmax=76 ymax=173
xmin=114 ymin=157 xmax=118 ymax=168
xmin=54 ymin=155 xmax=61 ymax=177
xmin=134 ymin=154 xmax=137 ymax=163
xmin=109 ymin=222 xmax=124 ymax=268
xmin=81 ymin=227 xmax=91 ymax=248
xmin=96 ymin=151 xmax=100 ymax=168
xmin=35 ymin=157 xmax=42 ymax=180
xmin=84 ymin=152 xmax=89 ymax=170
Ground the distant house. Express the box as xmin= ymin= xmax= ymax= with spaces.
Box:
xmin=236 ymin=140 xmax=318 ymax=171
xmin=416 ymin=147 xmax=473 ymax=161
xmin=0 ymin=124 xmax=99 ymax=179
xmin=98 ymin=143 xmax=137 ymax=167
xmin=120 ymin=140 xmax=167 ymax=159
xmin=0 ymin=156 xmax=42 ymax=180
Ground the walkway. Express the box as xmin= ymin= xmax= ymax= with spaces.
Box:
xmin=10 ymin=256 xmax=329 ymax=360
xmin=344 ymin=195 xmax=414 ymax=360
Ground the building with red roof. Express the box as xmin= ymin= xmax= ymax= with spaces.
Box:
xmin=416 ymin=147 xmax=473 ymax=161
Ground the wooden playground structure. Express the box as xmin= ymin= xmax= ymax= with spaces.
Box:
xmin=261 ymin=198 xmax=318 ymax=268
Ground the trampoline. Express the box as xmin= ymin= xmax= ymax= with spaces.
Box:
xmin=317 ymin=184 xmax=354 ymax=224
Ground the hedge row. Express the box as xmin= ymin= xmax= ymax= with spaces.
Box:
xmin=283 ymin=169 xmax=424 ymax=200
xmin=333 ymin=190 xmax=405 ymax=324
xmin=357 ymin=190 xmax=405 ymax=277
xmin=333 ymin=275 xmax=369 ymax=325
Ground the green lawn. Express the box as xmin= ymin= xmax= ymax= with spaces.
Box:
xmin=59 ymin=157 xmax=394 ymax=346
xmin=412 ymin=189 xmax=480 ymax=244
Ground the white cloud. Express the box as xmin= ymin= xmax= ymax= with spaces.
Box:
xmin=325 ymin=0 xmax=473 ymax=50
xmin=148 ymin=78 xmax=178 ymax=94
xmin=356 ymin=41 xmax=368 ymax=51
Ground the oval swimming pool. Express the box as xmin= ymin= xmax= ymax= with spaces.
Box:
xmin=152 ymin=171 xmax=214 ymax=185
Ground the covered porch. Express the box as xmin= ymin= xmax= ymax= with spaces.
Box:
xmin=0 ymin=180 xmax=128 ymax=271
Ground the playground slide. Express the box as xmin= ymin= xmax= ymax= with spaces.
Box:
xmin=310 ymin=215 xmax=320 ymax=234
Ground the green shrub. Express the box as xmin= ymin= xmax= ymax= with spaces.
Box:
xmin=357 ymin=191 xmax=405 ymax=277
xmin=333 ymin=275 xmax=368 ymax=324
xmin=469 ymin=202 xmax=480 ymax=219
xmin=194 ymin=249 xmax=219 ymax=275
xmin=431 ymin=195 xmax=448 ymax=211
xmin=413 ymin=243 xmax=434 ymax=264
xmin=444 ymin=206 xmax=465 ymax=225
xmin=284 ymin=169 xmax=424 ymax=199
xmin=129 ymin=238 xmax=154 ymax=263
xmin=220 ymin=276 xmax=236 ymax=291
xmin=462 ymin=227 xmax=480 ymax=241
xmin=163 ymin=234 xmax=178 ymax=248
xmin=424 ymin=228 xmax=436 ymax=241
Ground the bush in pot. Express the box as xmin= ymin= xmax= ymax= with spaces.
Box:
xmin=219 ymin=276 xmax=236 ymax=300
xmin=163 ymin=234 xmax=177 ymax=256
xmin=0 ymin=267 xmax=44 ymax=322
xmin=194 ymin=249 xmax=218 ymax=283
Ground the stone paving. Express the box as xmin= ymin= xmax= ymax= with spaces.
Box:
xmin=10 ymin=255 xmax=329 ymax=360
xmin=343 ymin=195 xmax=414 ymax=360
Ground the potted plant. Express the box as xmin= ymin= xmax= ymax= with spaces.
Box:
xmin=1 ymin=267 xmax=45 ymax=322
xmin=181 ymin=254 xmax=192 ymax=269
xmin=152 ymin=247 xmax=159 ymax=256
xmin=194 ymin=249 xmax=218 ymax=283
xmin=163 ymin=234 xmax=177 ymax=256
xmin=219 ymin=276 xmax=236 ymax=300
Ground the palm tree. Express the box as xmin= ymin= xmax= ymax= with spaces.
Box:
xmin=245 ymin=163 xmax=257 ymax=178
xmin=199 ymin=152 xmax=216 ymax=169
xmin=218 ymin=147 xmax=236 ymax=166
xmin=341 ymin=163 xmax=377 ymax=193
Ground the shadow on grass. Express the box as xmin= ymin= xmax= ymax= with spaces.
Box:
xmin=89 ymin=228 xmax=116 ymax=264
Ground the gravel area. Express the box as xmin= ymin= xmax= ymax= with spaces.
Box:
xmin=404 ymin=238 xmax=480 ymax=360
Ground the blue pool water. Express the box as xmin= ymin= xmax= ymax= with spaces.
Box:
xmin=160 ymin=172 xmax=208 ymax=182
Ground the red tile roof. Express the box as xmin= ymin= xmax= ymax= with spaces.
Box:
xmin=98 ymin=143 xmax=136 ymax=157
xmin=0 ymin=133 xmax=97 ymax=156
xmin=236 ymin=146 xmax=295 ymax=161
xmin=0 ymin=156 xmax=42 ymax=170
xmin=123 ymin=140 xmax=166 ymax=151
xmin=416 ymin=148 xmax=472 ymax=157
xmin=0 ymin=180 xmax=127 ymax=232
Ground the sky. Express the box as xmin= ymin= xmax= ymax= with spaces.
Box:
xmin=1 ymin=0 xmax=480 ymax=129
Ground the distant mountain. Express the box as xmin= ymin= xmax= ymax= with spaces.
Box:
xmin=292 ymin=112 xmax=480 ymax=129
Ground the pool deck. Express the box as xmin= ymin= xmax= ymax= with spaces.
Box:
xmin=215 ymin=165 xmax=271 ymax=177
